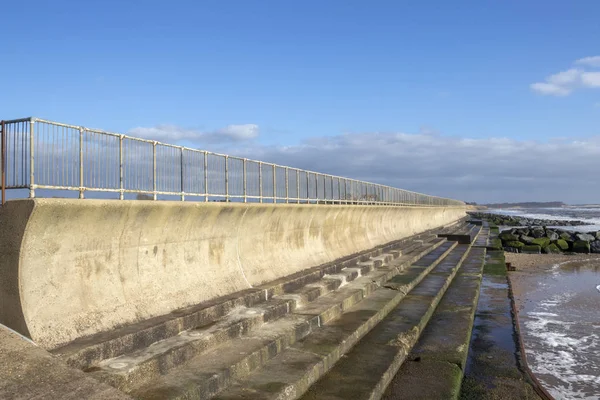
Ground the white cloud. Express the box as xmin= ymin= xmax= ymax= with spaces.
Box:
xmin=128 ymin=124 xmax=259 ymax=143
xmin=575 ymin=56 xmax=600 ymax=68
xmin=581 ymin=71 xmax=600 ymax=88
xmin=530 ymin=82 xmax=571 ymax=96
xmin=530 ymin=57 xmax=600 ymax=96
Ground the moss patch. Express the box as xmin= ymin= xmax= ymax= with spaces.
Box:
xmin=504 ymin=241 xmax=524 ymax=249
xmin=573 ymin=240 xmax=590 ymax=254
xmin=543 ymin=243 xmax=561 ymax=254
xmin=499 ymin=233 xmax=519 ymax=242
xmin=489 ymin=238 xmax=502 ymax=250
xmin=531 ymin=237 xmax=550 ymax=248
xmin=521 ymin=244 xmax=541 ymax=254
xmin=554 ymin=239 xmax=569 ymax=250
xmin=483 ymin=251 xmax=506 ymax=276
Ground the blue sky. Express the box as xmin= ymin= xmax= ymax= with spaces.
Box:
xmin=2 ymin=1 xmax=600 ymax=203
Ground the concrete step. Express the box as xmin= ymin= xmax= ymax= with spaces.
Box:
xmin=126 ymin=241 xmax=458 ymax=400
xmin=296 ymin=244 xmax=472 ymax=400
xmin=53 ymin=234 xmax=431 ymax=370
xmin=438 ymin=223 xmax=482 ymax=245
xmin=203 ymin=243 xmax=466 ymax=400
xmin=382 ymin=247 xmax=486 ymax=400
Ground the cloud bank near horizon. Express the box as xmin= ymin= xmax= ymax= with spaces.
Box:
xmin=128 ymin=124 xmax=600 ymax=204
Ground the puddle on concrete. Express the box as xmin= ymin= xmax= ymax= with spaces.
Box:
xmin=512 ymin=260 xmax=600 ymax=400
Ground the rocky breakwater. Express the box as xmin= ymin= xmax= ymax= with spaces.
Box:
xmin=467 ymin=212 xmax=588 ymax=227
xmin=500 ymin=227 xmax=600 ymax=254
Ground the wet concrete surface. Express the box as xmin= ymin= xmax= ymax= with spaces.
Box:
xmin=460 ymin=251 xmax=540 ymax=400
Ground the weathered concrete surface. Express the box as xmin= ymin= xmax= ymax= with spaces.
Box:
xmin=0 ymin=325 xmax=131 ymax=400
xmin=382 ymin=247 xmax=486 ymax=399
xmin=0 ymin=199 xmax=464 ymax=350
xmin=459 ymin=251 xmax=541 ymax=400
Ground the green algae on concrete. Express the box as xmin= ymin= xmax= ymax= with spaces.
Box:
xmin=483 ymin=250 xmax=506 ymax=276
xmin=459 ymin=244 xmax=541 ymax=400
xmin=488 ymin=237 xmax=502 ymax=250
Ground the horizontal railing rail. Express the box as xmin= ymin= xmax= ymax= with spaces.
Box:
xmin=0 ymin=117 xmax=464 ymax=207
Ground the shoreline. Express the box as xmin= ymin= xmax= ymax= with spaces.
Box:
xmin=505 ymin=253 xmax=600 ymax=270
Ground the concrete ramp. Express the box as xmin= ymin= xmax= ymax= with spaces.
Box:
xmin=0 ymin=199 xmax=465 ymax=350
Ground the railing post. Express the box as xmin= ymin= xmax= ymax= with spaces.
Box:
xmin=153 ymin=142 xmax=157 ymax=200
xmin=79 ymin=127 xmax=84 ymax=199
xmin=29 ymin=119 xmax=35 ymax=198
xmin=285 ymin=167 xmax=289 ymax=203
xmin=225 ymin=155 xmax=229 ymax=202
xmin=203 ymin=151 xmax=208 ymax=202
xmin=1 ymin=120 xmax=5 ymax=205
xmin=119 ymin=135 xmax=124 ymax=200
xmin=259 ymin=161 xmax=263 ymax=203
xmin=296 ymin=169 xmax=300 ymax=204
xmin=181 ymin=147 xmax=185 ymax=201
xmin=243 ymin=158 xmax=247 ymax=203
xmin=306 ymin=171 xmax=309 ymax=204
xmin=272 ymin=164 xmax=276 ymax=204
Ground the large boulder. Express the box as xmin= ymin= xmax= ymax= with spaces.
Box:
xmin=576 ymin=233 xmax=596 ymax=242
xmin=560 ymin=232 xmax=573 ymax=241
xmin=573 ymin=240 xmax=591 ymax=254
xmin=554 ymin=239 xmax=570 ymax=251
xmin=516 ymin=228 xmax=530 ymax=236
xmin=546 ymin=230 xmax=559 ymax=241
xmin=520 ymin=235 xmax=535 ymax=244
xmin=531 ymin=237 xmax=551 ymax=249
xmin=505 ymin=241 xmax=525 ymax=250
xmin=522 ymin=244 xmax=542 ymax=254
xmin=591 ymin=240 xmax=600 ymax=254
xmin=531 ymin=228 xmax=546 ymax=238
xmin=500 ymin=232 xmax=519 ymax=242
xmin=595 ymin=231 xmax=600 ymax=240
xmin=543 ymin=243 xmax=562 ymax=254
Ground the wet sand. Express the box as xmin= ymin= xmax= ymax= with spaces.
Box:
xmin=505 ymin=253 xmax=600 ymax=271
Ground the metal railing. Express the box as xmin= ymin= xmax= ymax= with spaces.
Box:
xmin=0 ymin=117 xmax=464 ymax=207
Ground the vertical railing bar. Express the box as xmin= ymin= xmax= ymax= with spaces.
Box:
xmin=119 ymin=135 xmax=124 ymax=200
xmin=225 ymin=155 xmax=229 ymax=202
xmin=29 ymin=119 xmax=35 ymax=198
xmin=243 ymin=158 xmax=247 ymax=203
xmin=1 ymin=120 xmax=5 ymax=205
xmin=79 ymin=128 xmax=84 ymax=198
xmin=259 ymin=161 xmax=263 ymax=203
xmin=296 ymin=169 xmax=300 ymax=204
xmin=306 ymin=171 xmax=309 ymax=204
xmin=285 ymin=167 xmax=289 ymax=203
xmin=181 ymin=147 xmax=185 ymax=201
xmin=272 ymin=164 xmax=276 ymax=204
xmin=203 ymin=151 xmax=208 ymax=202
xmin=153 ymin=142 xmax=157 ymax=200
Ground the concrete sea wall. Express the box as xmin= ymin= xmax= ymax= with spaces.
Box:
xmin=0 ymin=199 xmax=465 ymax=349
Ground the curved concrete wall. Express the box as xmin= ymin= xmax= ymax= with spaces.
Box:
xmin=0 ymin=199 xmax=465 ymax=349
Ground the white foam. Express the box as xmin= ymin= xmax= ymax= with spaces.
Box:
xmin=522 ymin=295 xmax=600 ymax=399
xmin=596 ymin=285 xmax=600 ymax=294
